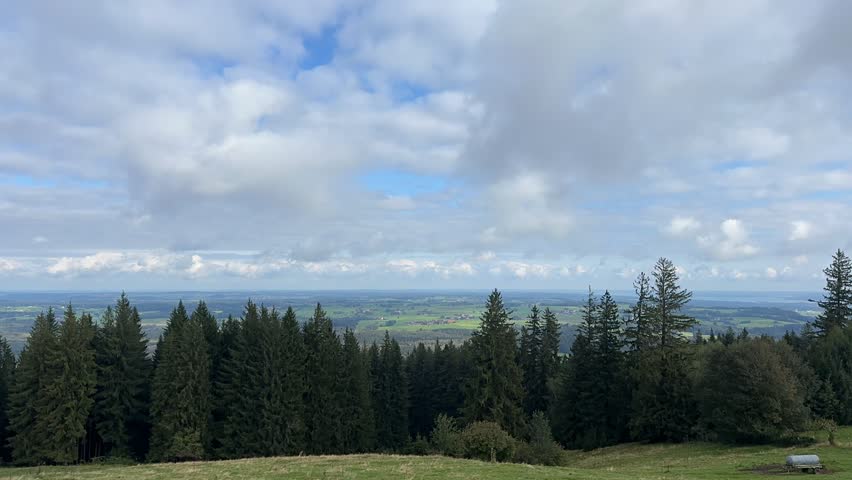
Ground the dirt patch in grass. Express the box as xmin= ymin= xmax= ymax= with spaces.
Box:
xmin=747 ymin=464 xmax=835 ymax=475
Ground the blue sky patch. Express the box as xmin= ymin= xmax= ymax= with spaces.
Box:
xmin=359 ymin=169 xmax=449 ymax=196
xmin=299 ymin=25 xmax=339 ymax=70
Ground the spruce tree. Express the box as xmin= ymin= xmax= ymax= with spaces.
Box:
xmin=38 ymin=305 xmax=97 ymax=463
xmin=303 ymin=303 xmax=343 ymax=454
xmin=374 ymin=331 xmax=408 ymax=450
xmin=8 ymin=309 xmax=58 ymax=465
xmin=433 ymin=341 xmax=465 ymax=419
xmin=464 ymin=289 xmax=524 ymax=436
xmin=809 ymin=327 xmax=852 ymax=423
xmin=540 ymin=307 xmax=561 ymax=388
xmin=93 ymin=294 xmax=151 ymax=459
xmin=814 ymin=249 xmax=852 ymax=336
xmin=339 ymin=329 xmax=375 ymax=452
xmin=0 ymin=335 xmax=15 ymax=463
xmin=592 ymin=291 xmax=628 ymax=445
xmin=209 ymin=314 xmax=240 ymax=457
xmin=217 ymin=303 xmax=305 ymax=458
xmin=552 ymin=289 xmax=596 ymax=447
xmin=406 ymin=342 xmax=435 ymax=438
xmin=624 ymin=272 xmax=652 ymax=352
xmin=520 ymin=305 xmax=548 ymax=415
xmin=629 ymin=259 xmax=697 ymax=442
xmin=276 ymin=306 xmax=306 ymax=454
xmin=149 ymin=301 xmax=210 ymax=461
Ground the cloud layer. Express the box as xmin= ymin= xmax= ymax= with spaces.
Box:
xmin=1 ymin=0 xmax=850 ymax=290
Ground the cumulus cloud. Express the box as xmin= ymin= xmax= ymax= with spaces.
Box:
xmin=789 ymin=220 xmax=812 ymax=241
xmin=698 ymin=219 xmax=759 ymax=260
xmin=1 ymin=1 xmax=851 ymax=289
xmin=665 ymin=216 xmax=701 ymax=236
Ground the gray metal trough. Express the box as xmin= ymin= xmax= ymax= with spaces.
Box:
xmin=785 ymin=454 xmax=823 ymax=474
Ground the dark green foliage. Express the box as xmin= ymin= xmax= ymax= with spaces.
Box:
xmin=41 ymin=306 xmax=97 ymax=464
xmin=373 ymin=332 xmax=408 ymax=451
xmin=217 ymin=302 xmax=305 ymax=458
xmin=514 ymin=411 xmax=563 ymax=466
xmin=209 ymin=314 xmax=239 ymax=456
xmin=553 ymin=290 xmax=627 ymax=449
xmin=303 ymin=303 xmax=343 ymax=454
xmin=520 ymin=306 xmax=550 ymax=415
xmin=809 ymin=327 xmax=852 ymax=423
xmin=552 ymin=289 xmax=596 ymax=448
xmin=464 ymin=290 xmax=524 ymax=436
xmin=0 ymin=335 xmax=15 ymax=463
xmin=540 ymin=308 xmax=561 ymax=400
xmin=9 ymin=307 xmax=97 ymax=464
xmin=430 ymin=414 xmax=462 ymax=457
xmin=624 ymin=272 xmax=652 ymax=352
xmin=339 ymin=329 xmax=374 ymax=453
xmin=93 ymin=294 xmax=151 ymax=460
xmin=814 ymin=249 xmax=852 ymax=336
xmin=460 ymin=421 xmax=516 ymax=462
xmin=629 ymin=259 xmax=698 ymax=442
xmin=407 ymin=342 xmax=435 ymax=439
xmin=698 ymin=339 xmax=808 ymax=442
xmin=149 ymin=302 xmax=210 ymax=462
xmin=8 ymin=309 xmax=58 ymax=464
xmin=433 ymin=341 xmax=465 ymax=419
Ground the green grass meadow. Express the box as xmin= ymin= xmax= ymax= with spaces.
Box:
xmin=3 ymin=427 xmax=850 ymax=479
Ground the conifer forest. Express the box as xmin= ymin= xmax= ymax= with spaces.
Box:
xmin=0 ymin=252 xmax=850 ymax=467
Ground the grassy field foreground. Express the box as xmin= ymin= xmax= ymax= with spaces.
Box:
xmin=3 ymin=429 xmax=850 ymax=479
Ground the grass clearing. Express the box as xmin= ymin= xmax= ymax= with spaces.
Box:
xmin=3 ymin=428 xmax=850 ymax=479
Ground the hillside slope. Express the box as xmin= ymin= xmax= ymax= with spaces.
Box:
xmin=3 ymin=428 xmax=850 ymax=479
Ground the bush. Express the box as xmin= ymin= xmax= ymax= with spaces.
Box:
xmin=460 ymin=421 xmax=516 ymax=462
xmin=514 ymin=412 xmax=565 ymax=466
xmin=431 ymin=414 xmax=462 ymax=457
xmin=697 ymin=339 xmax=809 ymax=443
xmin=405 ymin=434 xmax=434 ymax=456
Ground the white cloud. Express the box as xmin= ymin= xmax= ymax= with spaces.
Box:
xmin=733 ymin=127 xmax=791 ymax=159
xmin=665 ymin=216 xmax=701 ymax=236
xmin=765 ymin=267 xmax=778 ymax=279
xmin=698 ymin=219 xmax=759 ymax=260
xmin=48 ymin=252 xmax=127 ymax=275
xmin=0 ymin=259 xmax=21 ymax=273
xmin=789 ymin=220 xmax=812 ymax=241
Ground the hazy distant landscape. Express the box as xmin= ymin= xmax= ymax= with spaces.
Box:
xmin=0 ymin=289 xmax=819 ymax=353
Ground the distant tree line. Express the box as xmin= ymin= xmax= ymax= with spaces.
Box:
xmin=0 ymin=251 xmax=849 ymax=465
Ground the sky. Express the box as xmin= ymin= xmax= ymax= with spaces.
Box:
xmin=0 ymin=0 xmax=850 ymax=291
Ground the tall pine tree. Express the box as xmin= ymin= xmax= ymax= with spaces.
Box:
xmin=303 ymin=303 xmax=343 ymax=454
xmin=630 ymin=258 xmax=697 ymax=442
xmin=339 ymin=329 xmax=375 ymax=452
xmin=39 ymin=305 xmax=97 ymax=463
xmin=0 ymin=335 xmax=15 ymax=463
xmin=149 ymin=301 xmax=210 ymax=461
xmin=814 ymin=249 xmax=852 ymax=336
xmin=8 ymin=309 xmax=58 ymax=464
xmin=374 ymin=331 xmax=408 ymax=450
xmin=94 ymin=294 xmax=151 ymax=459
xmin=464 ymin=289 xmax=524 ymax=435
xmin=520 ymin=305 xmax=547 ymax=415
xmin=406 ymin=342 xmax=435 ymax=439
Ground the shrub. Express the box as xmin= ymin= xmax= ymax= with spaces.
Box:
xmin=431 ymin=414 xmax=462 ymax=457
xmin=460 ymin=421 xmax=516 ymax=462
xmin=697 ymin=339 xmax=809 ymax=443
xmin=514 ymin=412 xmax=565 ymax=466
xmin=406 ymin=434 xmax=434 ymax=456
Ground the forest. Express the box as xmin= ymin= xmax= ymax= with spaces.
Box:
xmin=0 ymin=252 xmax=849 ymax=467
